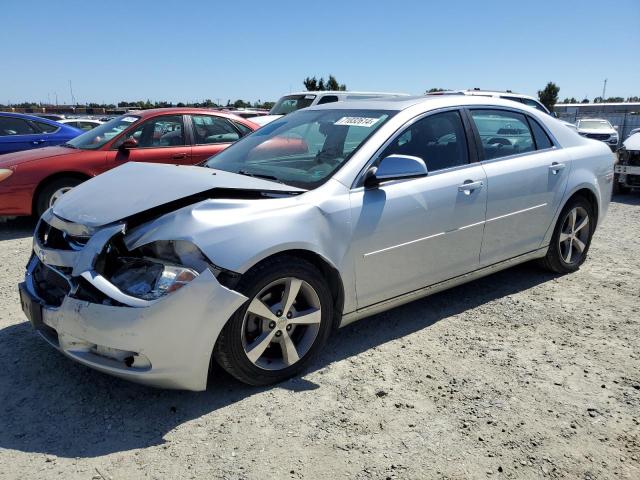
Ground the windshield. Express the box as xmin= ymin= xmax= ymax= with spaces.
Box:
xmin=205 ymin=109 xmax=394 ymax=189
xmin=578 ymin=120 xmax=612 ymax=130
xmin=65 ymin=115 xmax=140 ymax=149
xmin=269 ymin=94 xmax=317 ymax=115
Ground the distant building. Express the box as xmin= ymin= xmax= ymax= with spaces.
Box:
xmin=555 ymin=102 xmax=640 ymax=115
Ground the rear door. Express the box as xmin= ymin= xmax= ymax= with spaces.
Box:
xmin=467 ymin=108 xmax=570 ymax=265
xmin=188 ymin=114 xmax=245 ymax=164
xmin=111 ymin=114 xmax=192 ymax=165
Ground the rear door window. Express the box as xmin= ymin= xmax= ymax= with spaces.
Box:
xmin=470 ymin=109 xmax=535 ymax=160
xmin=191 ymin=115 xmax=240 ymax=144
xmin=33 ymin=121 xmax=59 ymax=133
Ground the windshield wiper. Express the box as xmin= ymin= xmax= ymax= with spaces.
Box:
xmin=60 ymin=143 xmax=78 ymax=149
xmin=237 ymin=170 xmax=285 ymax=184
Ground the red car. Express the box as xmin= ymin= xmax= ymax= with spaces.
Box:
xmin=0 ymin=108 xmax=259 ymax=217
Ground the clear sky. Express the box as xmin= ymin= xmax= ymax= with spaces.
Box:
xmin=2 ymin=0 xmax=639 ymax=105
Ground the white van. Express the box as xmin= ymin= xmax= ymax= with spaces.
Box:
xmin=250 ymin=91 xmax=409 ymax=126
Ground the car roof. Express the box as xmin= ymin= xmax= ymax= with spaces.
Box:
xmin=284 ymin=91 xmax=410 ymax=97
xmin=306 ymin=94 xmax=537 ymax=112
xmin=118 ymin=107 xmax=258 ymax=126
xmin=577 ymin=118 xmax=609 ymax=122
xmin=0 ymin=111 xmax=60 ymax=123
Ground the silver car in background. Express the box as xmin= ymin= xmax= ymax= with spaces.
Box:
xmin=19 ymin=96 xmax=614 ymax=390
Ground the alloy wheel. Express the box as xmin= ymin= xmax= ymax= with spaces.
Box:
xmin=241 ymin=277 xmax=322 ymax=370
xmin=558 ymin=206 xmax=590 ymax=264
xmin=49 ymin=187 xmax=73 ymax=208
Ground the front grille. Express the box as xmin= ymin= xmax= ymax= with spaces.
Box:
xmin=628 ymin=151 xmax=640 ymax=167
xmin=584 ymin=133 xmax=610 ymax=141
xmin=31 ymin=260 xmax=72 ymax=307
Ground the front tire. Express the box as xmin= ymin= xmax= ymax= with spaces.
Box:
xmin=35 ymin=177 xmax=83 ymax=218
xmin=213 ymin=256 xmax=333 ymax=386
xmin=539 ymin=196 xmax=595 ymax=274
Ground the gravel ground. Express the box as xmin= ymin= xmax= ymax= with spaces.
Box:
xmin=0 ymin=195 xmax=638 ymax=480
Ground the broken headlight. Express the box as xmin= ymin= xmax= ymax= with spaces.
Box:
xmin=111 ymin=258 xmax=197 ymax=300
xmin=106 ymin=240 xmax=210 ymax=301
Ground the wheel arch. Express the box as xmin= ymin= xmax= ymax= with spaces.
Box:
xmin=31 ymin=171 xmax=92 ymax=215
xmin=561 ymin=185 xmax=600 ymax=227
xmin=239 ymin=249 xmax=345 ymax=329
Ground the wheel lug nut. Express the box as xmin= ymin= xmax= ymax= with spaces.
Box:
xmin=275 ymin=330 xmax=282 ymax=337
xmin=268 ymin=321 xmax=276 ymax=329
xmin=286 ymin=325 xmax=292 ymax=331
xmin=276 ymin=310 xmax=282 ymax=317
xmin=286 ymin=311 xmax=292 ymax=319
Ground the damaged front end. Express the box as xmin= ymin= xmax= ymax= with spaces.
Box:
xmin=615 ymin=144 xmax=640 ymax=190
xmin=20 ymin=209 xmax=248 ymax=390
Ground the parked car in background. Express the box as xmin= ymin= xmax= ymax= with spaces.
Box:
xmin=19 ymin=95 xmax=613 ymax=390
xmin=33 ymin=113 xmax=66 ymax=121
xmin=626 ymin=127 xmax=640 ymax=139
xmin=576 ymin=118 xmax=619 ymax=150
xmin=250 ymin=91 xmax=409 ymax=126
xmin=58 ymin=118 xmax=103 ymax=131
xmin=427 ymin=89 xmax=552 ymax=114
xmin=614 ymin=132 xmax=640 ymax=193
xmin=220 ymin=108 xmax=270 ymax=119
xmin=0 ymin=112 xmax=82 ymax=155
xmin=0 ymin=108 xmax=258 ymax=217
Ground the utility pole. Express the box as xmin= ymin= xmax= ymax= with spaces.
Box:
xmin=602 ymin=79 xmax=607 ymax=101
xmin=69 ymin=80 xmax=76 ymax=106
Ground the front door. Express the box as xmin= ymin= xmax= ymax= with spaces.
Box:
xmin=350 ymin=110 xmax=488 ymax=308
xmin=467 ymin=108 xmax=570 ymax=265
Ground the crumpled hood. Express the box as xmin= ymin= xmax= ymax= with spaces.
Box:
xmin=0 ymin=146 xmax=76 ymax=168
xmin=52 ymin=162 xmax=304 ymax=227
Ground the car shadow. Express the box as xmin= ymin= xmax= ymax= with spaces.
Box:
xmin=610 ymin=192 xmax=640 ymax=205
xmin=0 ymin=217 xmax=36 ymax=241
xmin=0 ymin=262 xmax=557 ymax=458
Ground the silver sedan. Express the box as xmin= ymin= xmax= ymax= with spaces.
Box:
xmin=20 ymin=96 xmax=614 ymax=389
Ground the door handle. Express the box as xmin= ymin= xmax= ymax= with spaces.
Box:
xmin=458 ymin=180 xmax=484 ymax=194
xmin=549 ymin=162 xmax=566 ymax=174
xmin=31 ymin=140 xmax=45 ymax=145
xmin=171 ymin=153 xmax=187 ymax=160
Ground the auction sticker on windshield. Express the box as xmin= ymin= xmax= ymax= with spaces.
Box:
xmin=122 ymin=116 xmax=138 ymax=122
xmin=335 ymin=117 xmax=380 ymax=127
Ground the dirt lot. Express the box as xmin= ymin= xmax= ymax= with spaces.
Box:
xmin=0 ymin=195 xmax=638 ymax=480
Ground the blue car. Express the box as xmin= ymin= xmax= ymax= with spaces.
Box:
xmin=0 ymin=112 xmax=83 ymax=155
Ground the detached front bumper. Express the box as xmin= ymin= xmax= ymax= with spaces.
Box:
xmin=20 ymin=213 xmax=247 ymax=391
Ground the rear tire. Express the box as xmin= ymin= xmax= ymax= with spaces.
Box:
xmin=539 ymin=196 xmax=595 ymax=274
xmin=213 ymin=255 xmax=333 ymax=386
xmin=35 ymin=177 xmax=84 ymax=218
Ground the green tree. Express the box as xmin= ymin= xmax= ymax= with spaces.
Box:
xmin=304 ymin=75 xmax=346 ymax=91
xmin=537 ymin=82 xmax=560 ymax=111
xmin=426 ymin=88 xmax=447 ymax=93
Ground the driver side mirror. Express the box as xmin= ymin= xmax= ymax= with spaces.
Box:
xmin=119 ymin=137 xmax=138 ymax=151
xmin=364 ymin=154 xmax=428 ymax=188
